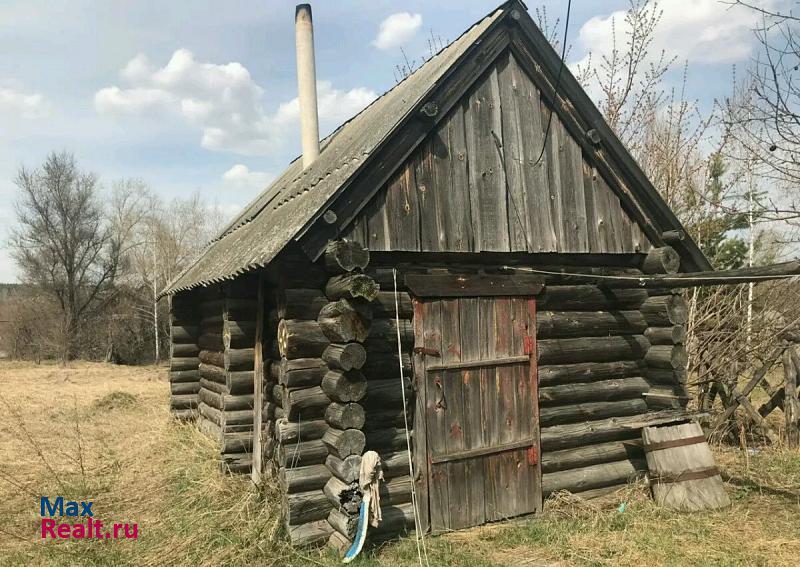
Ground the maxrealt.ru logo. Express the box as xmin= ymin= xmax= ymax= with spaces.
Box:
xmin=40 ymin=497 xmax=138 ymax=540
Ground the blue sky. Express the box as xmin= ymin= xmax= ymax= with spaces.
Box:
xmin=0 ymin=0 xmax=778 ymax=282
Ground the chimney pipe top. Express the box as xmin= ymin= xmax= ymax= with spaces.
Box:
xmin=295 ymin=3 xmax=320 ymax=169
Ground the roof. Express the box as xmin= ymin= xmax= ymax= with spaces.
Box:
xmin=163 ymin=0 xmax=710 ymax=296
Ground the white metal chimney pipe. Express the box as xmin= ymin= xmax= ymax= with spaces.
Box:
xmin=295 ymin=4 xmax=320 ymax=168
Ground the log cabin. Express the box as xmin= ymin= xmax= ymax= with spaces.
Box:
xmin=161 ymin=0 xmax=800 ymax=549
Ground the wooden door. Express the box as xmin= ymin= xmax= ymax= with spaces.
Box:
xmin=415 ymin=296 xmax=542 ymax=532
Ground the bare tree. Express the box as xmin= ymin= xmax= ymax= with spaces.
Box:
xmin=10 ymin=152 xmax=120 ymax=363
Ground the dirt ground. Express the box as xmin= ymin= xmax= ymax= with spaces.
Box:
xmin=0 ymin=361 xmax=798 ymax=566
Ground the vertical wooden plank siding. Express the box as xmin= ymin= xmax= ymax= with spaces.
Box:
xmin=457 ymin=297 xmax=487 ymax=526
xmin=340 ymin=52 xmax=656 ymax=255
xmin=465 ymin=68 xmax=510 ymax=251
xmin=496 ymin=53 xmax=534 ymax=252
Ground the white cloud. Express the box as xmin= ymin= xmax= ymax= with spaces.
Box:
xmin=0 ymin=85 xmax=50 ymax=119
xmin=95 ymin=49 xmax=377 ymax=156
xmin=372 ymin=12 xmax=423 ymax=50
xmin=222 ymin=164 xmax=274 ymax=188
xmin=575 ymin=0 xmax=772 ymax=67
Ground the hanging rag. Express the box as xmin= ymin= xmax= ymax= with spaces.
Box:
xmin=359 ymin=450 xmax=384 ymax=527
xmin=343 ymin=451 xmax=384 ymax=563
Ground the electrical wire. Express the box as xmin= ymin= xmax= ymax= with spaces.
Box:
xmin=504 ymin=265 xmax=800 ymax=283
xmin=534 ymin=0 xmax=572 ymax=167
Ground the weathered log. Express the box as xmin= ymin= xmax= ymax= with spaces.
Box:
xmin=645 ymin=367 xmax=688 ymax=385
xmin=201 ymin=314 xmax=223 ymax=329
xmin=643 ymin=385 xmax=690 ymax=410
xmin=227 ymin=371 xmax=255 ymax=395
xmin=198 ymin=402 xmax=222 ymax=426
xmin=538 ymin=360 xmax=646 ymax=387
xmin=285 ymin=386 xmax=330 ymax=419
xmin=365 ymin=428 xmax=408 ymax=452
xmin=280 ymin=464 xmax=332 ymax=493
xmin=540 ymin=412 xmax=684 ymax=451
xmin=645 ymin=345 xmax=688 ymax=370
xmin=371 ymin=291 xmax=413 ymax=318
xmin=198 ymin=332 xmax=223 ymax=351
xmin=537 ymin=336 xmax=649 ymax=365
xmin=363 ymin=408 xmax=410 ymax=430
xmin=371 ymin=503 xmax=414 ymax=535
xmin=322 ymin=343 xmax=367 ymax=371
xmin=379 ymin=475 xmax=412 ymax=506
xmin=276 ymin=438 xmax=328 ymax=468
xmin=380 ymin=451 xmax=410 ymax=478
xmin=199 ymin=377 xmax=226 ymax=396
xmin=540 ymin=399 xmax=649 ymax=427
xmin=198 ymin=362 xmax=226 ymax=383
xmin=171 ymin=325 xmax=198 ymax=343
xmin=279 ymin=357 xmax=327 ymax=388
xmin=327 ymin=530 xmax=352 ymax=554
xmin=170 ymin=394 xmax=198 ymax=410
xmin=361 ymin=352 xmax=412 ymax=376
xmin=539 ymin=377 xmax=650 ymax=406
xmin=278 ymin=320 xmax=329 ymax=359
xmin=325 ymin=274 xmax=380 ymax=302
xmin=642 ymin=246 xmax=680 ymax=274
xmin=325 ymin=402 xmax=366 ymax=429
xmin=276 ymin=289 xmax=328 ymax=320
xmin=365 ymin=378 xmax=412 ymax=407
xmin=199 ymin=388 xmax=252 ymax=411
xmin=541 ymin=440 xmax=643 ymax=473
xmin=536 ymin=311 xmax=647 ymax=339
xmin=276 ymin=418 xmax=328 ymax=443
xmin=169 ymin=369 xmax=199 ymax=384
xmin=169 ymin=382 xmax=200 ymax=396
xmin=367 ymin=319 xmax=413 ymax=344
xmin=318 ymin=299 xmax=372 ymax=342
xmin=321 ymin=370 xmax=368 ymax=403
xmin=542 ymin=458 xmax=646 ymax=496
xmin=222 ymin=431 xmax=252 ymax=453
xmin=224 ymin=321 xmax=256 ymax=349
xmin=324 ymin=240 xmax=370 ymax=274
xmin=323 ymin=476 xmax=360 ymax=513
xmin=640 ymin=295 xmax=688 ymax=326
xmin=537 ymin=287 xmax=648 ymax=311
xmin=322 ymin=428 xmax=366 ymax=459
xmin=285 ymin=490 xmax=332 ymax=526
xmin=225 ymin=348 xmax=254 ymax=371
xmin=171 ymin=343 xmax=200 ymax=358
xmin=644 ymin=326 xmax=686 ymax=345
xmin=327 ymin=508 xmax=357 ymax=538
xmin=199 ymin=350 xmax=224 ymax=367
xmin=221 ymin=452 xmax=251 ymax=474
xmin=325 ymin=454 xmax=362 ymax=483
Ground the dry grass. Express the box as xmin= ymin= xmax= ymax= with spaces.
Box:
xmin=0 ymin=361 xmax=798 ymax=566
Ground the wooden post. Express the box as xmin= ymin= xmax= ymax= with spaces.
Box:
xmin=252 ymin=273 xmax=265 ymax=484
xmin=784 ymin=347 xmax=800 ymax=447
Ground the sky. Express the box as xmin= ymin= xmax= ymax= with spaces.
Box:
xmin=0 ymin=0 xmax=781 ymax=283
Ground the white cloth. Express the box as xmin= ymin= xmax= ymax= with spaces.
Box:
xmin=359 ymin=450 xmax=384 ymax=527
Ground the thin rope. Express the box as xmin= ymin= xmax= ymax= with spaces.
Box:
xmin=504 ymin=265 xmax=800 ymax=283
xmin=393 ymin=268 xmax=429 ymax=567
xmin=289 ymin=412 xmax=302 ymax=470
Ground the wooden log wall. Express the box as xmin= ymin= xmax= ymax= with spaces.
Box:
xmin=170 ymin=291 xmax=201 ymax=420
xmin=195 ymin=278 xmax=258 ymax=475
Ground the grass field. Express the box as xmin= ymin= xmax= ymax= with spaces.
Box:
xmin=0 ymin=361 xmax=798 ymax=566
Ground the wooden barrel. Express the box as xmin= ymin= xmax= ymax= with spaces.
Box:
xmin=642 ymin=421 xmax=730 ymax=511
